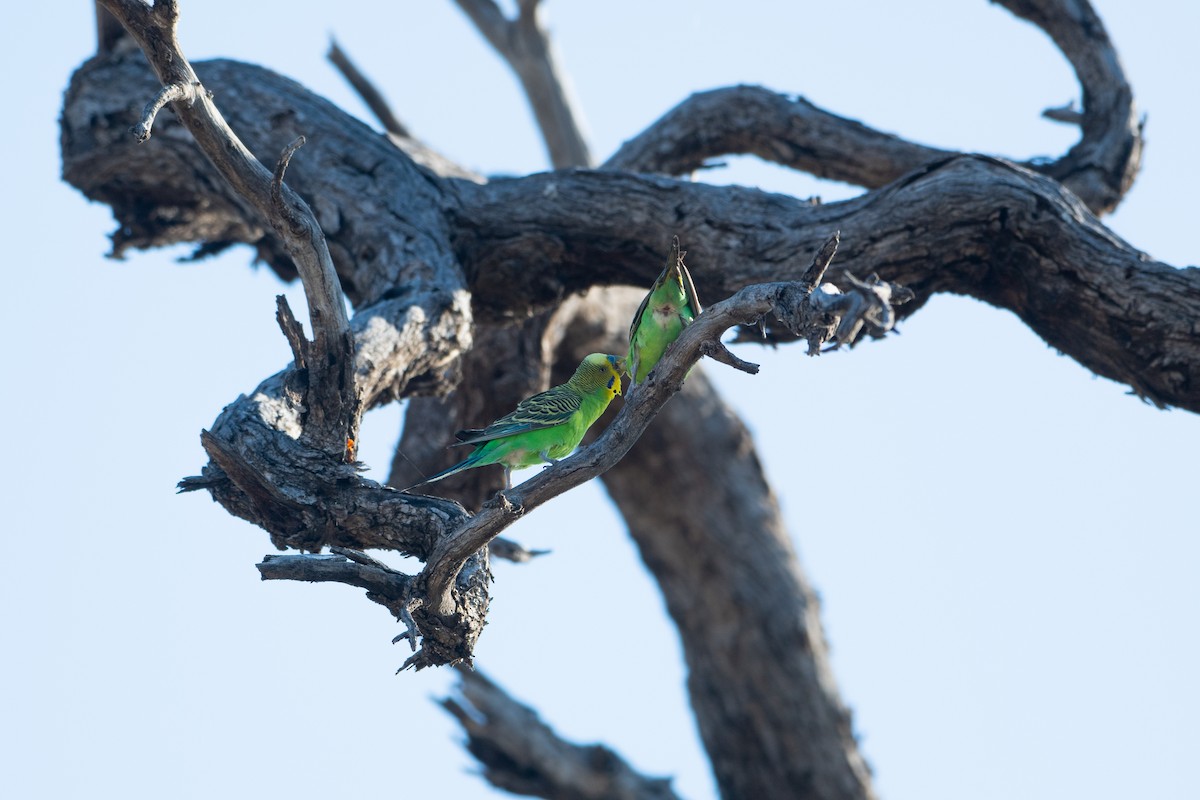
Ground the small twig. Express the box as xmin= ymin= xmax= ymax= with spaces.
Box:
xmin=130 ymin=81 xmax=194 ymax=142
xmin=1042 ymin=100 xmax=1084 ymax=125
xmin=329 ymin=546 xmax=392 ymax=570
xmin=811 ymin=272 xmax=914 ymax=351
xmin=800 ymin=231 xmax=840 ymax=292
xmin=395 ymin=600 xmax=421 ymax=655
xmin=327 ymin=38 xmax=410 ymax=138
xmin=270 ymin=136 xmax=307 ymax=234
xmin=275 ymin=294 xmax=309 ymax=368
xmin=489 ymin=537 xmax=551 ymax=563
xmin=699 ymin=339 xmax=759 ymax=374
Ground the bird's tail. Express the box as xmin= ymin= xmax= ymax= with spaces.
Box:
xmin=402 ymin=451 xmax=481 ymax=492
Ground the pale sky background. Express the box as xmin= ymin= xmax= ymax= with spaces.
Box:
xmin=2 ymin=2 xmax=1197 ymax=799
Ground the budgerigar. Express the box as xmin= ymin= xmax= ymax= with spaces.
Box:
xmin=406 ymin=353 xmax=624 ymax=491
xmin=627 ymin=237 xmax=703 ymax=385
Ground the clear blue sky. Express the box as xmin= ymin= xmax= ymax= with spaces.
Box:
xmin=2 ymin=2 xmax=1197 ymax=799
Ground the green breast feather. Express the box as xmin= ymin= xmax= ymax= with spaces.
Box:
xmin=627 ymin=238 xmax=703 ymax=384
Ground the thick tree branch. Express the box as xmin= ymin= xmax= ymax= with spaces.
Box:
xmin=606 ymin=84 xmax=957 ymax=188
xmin=626 ymin=375 xmax=876 ymax=800
xmin=442 ymin=668 xmax=681 ymax=800
xmin=452 ymin=159 xmax=1200 ymax=411
xmin=608 ymin=0 xmax=1141 ymax=216
xmin=998 ymin=0 xmax=1142 ymax=212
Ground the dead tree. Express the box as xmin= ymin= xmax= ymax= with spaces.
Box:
xmin=61 ymin=1 xmax=1196 ymax=799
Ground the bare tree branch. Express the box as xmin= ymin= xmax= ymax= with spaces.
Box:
xmin=999 ymin=0 xmax=1142 ymax=213
xmin=327 ymin=35 xmax=485 ymax=181
xmin=327 ymin=37 xmax=410 ymax=138
xmin=454 ymin=0 xmax=592 ymax=167
xmin=606 ymin=84 xmax=957 ymax=188
xmin=257 ymin=550 xmax=413 ymax=616
xmin=608 ymin=0 xmax=1141 ymax=216
xmin=488 ymin=537 xmax=550 ymax=563
xmin=98 ymin=0 xmax=361 ymax=458
xmin=94 ymin=1 xmax=128 ymax=54
xmin=613 ymin=371 xmax=875 ymax=800
xmin=442 ymin=667 xmax=681 ymax=800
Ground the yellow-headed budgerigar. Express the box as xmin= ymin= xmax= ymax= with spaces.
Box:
xmin=406 ymin=353 xmax=624 ymax=491
xmin=627 ymin=237 xmax=702 ymax=385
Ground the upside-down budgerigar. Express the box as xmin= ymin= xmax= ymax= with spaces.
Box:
xmin=627 ymin=237 xmax=703 ymax=384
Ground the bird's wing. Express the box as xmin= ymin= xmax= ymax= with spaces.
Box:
xmin=678 ymin=257 xmax=703 ymax=317
xmin=628 ymin=262 xmax=667 ymax=343
xmin=453 ymin=386 xmax=582 ymax=445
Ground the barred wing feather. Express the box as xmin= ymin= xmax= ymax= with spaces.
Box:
xmin=453 ymin=386 xmax=582 ymax=445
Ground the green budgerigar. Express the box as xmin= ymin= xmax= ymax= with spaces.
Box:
xmin=627 ymin=237 xmax=703 ymax=385
xmin=407 ymin=353 xmax=624 ymax=491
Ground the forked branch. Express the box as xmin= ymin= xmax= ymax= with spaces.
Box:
xmin=442 ymin=667 xmax=681 ymax=800
xmin=608 ymin=0 xmax=1141 ymax=216
xmin=99 ymin=0 xmax=357 ymax=456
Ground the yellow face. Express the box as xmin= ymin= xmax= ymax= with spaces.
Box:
xmin=580 ymin=353 xmax=624 ymax=398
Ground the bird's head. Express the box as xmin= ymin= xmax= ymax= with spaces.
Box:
xmin=573 ymin=353 xmax=624 ymax=398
